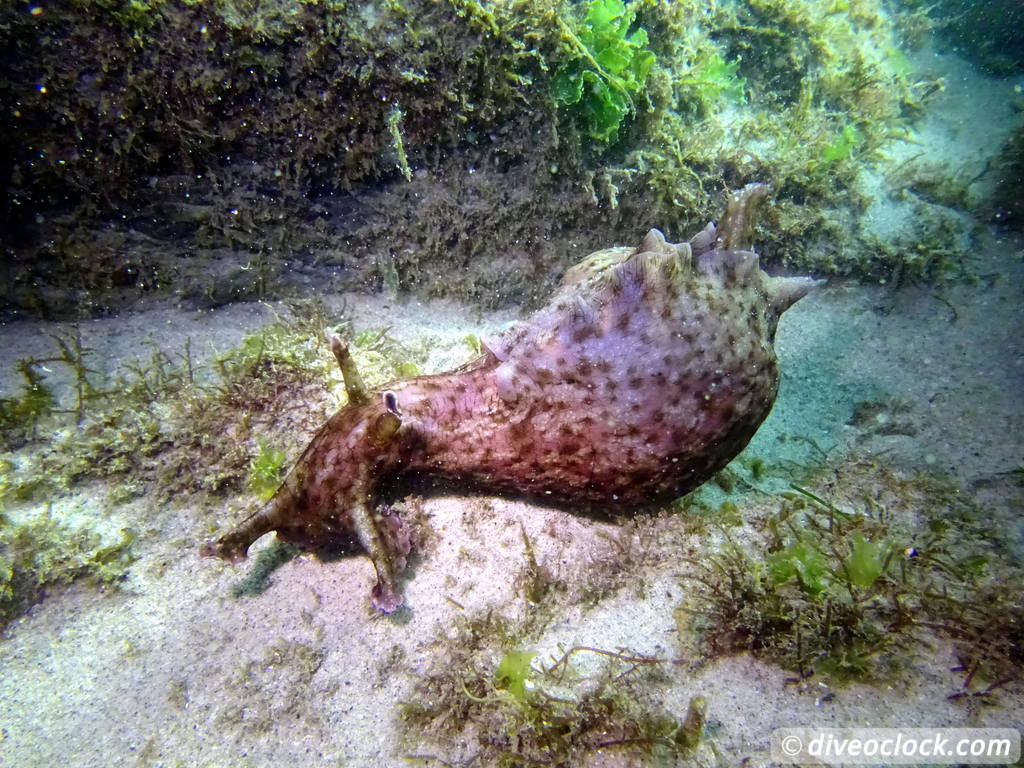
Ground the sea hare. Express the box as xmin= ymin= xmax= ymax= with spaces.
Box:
xmin=201 ymin=184 xmax=817 ymax=611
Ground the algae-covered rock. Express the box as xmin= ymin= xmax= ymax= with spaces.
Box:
xmin=0 ymin=0 xmax=1006 ymax=317
xmin=0 ymin=509 xmax=136 ymax=627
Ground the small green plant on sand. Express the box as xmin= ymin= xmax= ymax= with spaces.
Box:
xmin=551 ymin=0 xmax=656 ymax=143
xmin=403 ymin=614 xmax=711 ymax=765
xmin=463 ymin=333 xmax=483 ymax=356
xmin=493 ymin=647 xmax=536 ymax=701
xmin=678 ymin=483 xmax=1023 ymax=686
xmin=248 ymin=440 xmax=287 ymax=502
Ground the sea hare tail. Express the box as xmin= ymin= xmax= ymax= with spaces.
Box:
xmin=199 ymin=493 xmax=290 ymax=562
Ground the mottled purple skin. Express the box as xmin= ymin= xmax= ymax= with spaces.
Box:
xmin=201 ymin=185 xmax=817 ymax=611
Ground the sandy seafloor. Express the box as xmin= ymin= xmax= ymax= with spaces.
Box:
xmin=0 ymin=233 xmax=1021 ymax=768
xmin=2 ymin=52 xmax=1024 ymax=768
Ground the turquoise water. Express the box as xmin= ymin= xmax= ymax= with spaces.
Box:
xmin=0 ymin=1 xmax=1021 ymax=765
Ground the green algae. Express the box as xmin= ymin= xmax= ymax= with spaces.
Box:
xmin=0 ymin=362 xmax=55 ymax=445
xmin=1 ymin=0 xmax=987 ymax=317
xmin=551 ymin=0 xmax=656 ymax=144
xmin=386 ymin=106 xmax=415 ymax=182
xmin=248 ymin=439 xmax=287 ymax=502
xmin=402 ymin=612 xmax=705 ymax=766
xmin=676 ymin=465 xmax=1024 ymax=686
xmin=690 ymin=52 xmax=747 ymax=108
xmin=821 ymin=123 xmax=863 ymax=164
xmin=493 ymin=647 xmax=535 ymax=701
xmin=0 ymin=506 xmax=136 ymax=627
xmin=0 ymin=298 xmax=439 ymax=519
xmin=462 ymin=333 xmax=483 ymax=356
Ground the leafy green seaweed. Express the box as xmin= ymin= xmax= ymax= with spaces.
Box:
xmin=494 ymin=648 xmax=536 ymax=701
xmin=692 ymin=52 xmax=747 ymax=106
xmin=822 ymin=123 xmax=862 ymax=164
xmin=843 ymin=532 xmax=886 ymax=588
xmin=679 ymin=474 xmax=1023 ymax=685
xmin=551 ymin=0 xmax=656 ymax=143
xmin=767 ymin=539 xmax=829 ymax=596
xmin=248 ymin=440 xmax=287 ymax=502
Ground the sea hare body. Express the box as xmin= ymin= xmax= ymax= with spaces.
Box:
xmin=202 ymin=184 xmax=817 ymax=611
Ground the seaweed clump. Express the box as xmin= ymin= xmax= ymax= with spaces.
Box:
xmin=551 ymin=0 xmax=656 ymax=143
xmin=0 ymin=361 xmax=56 ymax=445
xmin=400 ymin=519 xmax=718 ymax=765
xmin=0 ymin=505 xmax=136 ymax=628
xmin=402 ymin=611 xmax=712 ymax=766
xmin=0 ymin=299 xmax=436 ymax=623
xmin=0 ymin=0 xmax=982 ymax=317
xmin=0 ymin=0 xmax=564 ymax=314
xmin=676 ymin=468 xmax=1023 ymax=690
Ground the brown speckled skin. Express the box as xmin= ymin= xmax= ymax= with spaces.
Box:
xmin=201 ymin=185 xmax=817 ymax=611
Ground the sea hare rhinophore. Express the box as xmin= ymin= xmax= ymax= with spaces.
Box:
xmin=201 ymin=184 xmax=818 ymax=611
